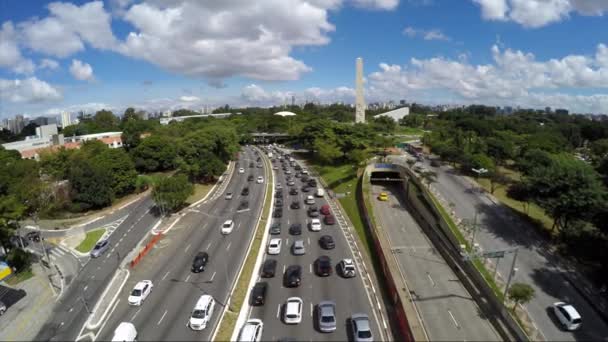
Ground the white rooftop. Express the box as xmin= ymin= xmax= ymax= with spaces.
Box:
xmin=274 ymin=111 xmax=296 ymax=117
xmin=375 ymin=107 xmax=410 ymax=121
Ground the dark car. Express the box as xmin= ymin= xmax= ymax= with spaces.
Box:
xmin=26 ymin=231 xmax=41 ymax=242
xmin=242 ymin=187 xmax=250 ymax=196
xmin=319 ymin=235 xmax=335 ymax=249
xmin=275 ymin=198 xmax=283 ymax=207
xmin=324 ymin=214 xmax=336 ymax=225
xmin=275 ymin=191 xmax=283 ymax=198
xmin=308 ymin=206 xmax=320 ymax=218
xmin=261 ymin=259 xmax=277 ymax=278
xmin=270 ymin=222 xmax=281 ymax=235
xmin=247 ymin=175 xmax=254 ymax=182
xmin=308 ymin=179 xmax=317 ymax=187
xmin=301 ymin=175 xmax=309 ymax=182
xmin=249 ymin=162 xmax=254 ymax=168
xmin=191 ymin=252 xmax=209 ymax=273
xmin=284 ymin=265 xmax=302 ymax=288
xmin=320 ymin=204 xmax=331 ymax=216
xmin=315 ymin=256 xmax=332 ymax=276
xmin=290 ymin=201 xmax=301 ymax=210
xmin=273 ymin=209 xmax=283 ymax=218
xmin=238 ymin=200 xmax=249 ymax=211
xmin=294 ymin=172 xmax=301 ymax=178
xmin=301 ymin=185 xmax=311 ymax=193
xmin=289 ymin=188 xmax=299 ymax=195
xmin=289 ymin=223 xmax=302 ymax=235
xmin=251 ymin=282 xmax=267 ymax=306
xmin=430 ymin=159 xmax=441 ymax=167
xmin=295 ymin=165 xmax=302 ymax=171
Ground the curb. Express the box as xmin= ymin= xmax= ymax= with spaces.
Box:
xmin=85 ymin=268 xmax=130 ymax=330
xmin=189 ymin=161 xmax=235 ymax=208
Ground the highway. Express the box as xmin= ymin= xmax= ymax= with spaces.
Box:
xmin=96 ymin=146 xmax=268 ymax=341
xmin=371 ymin=181 xmax=501 ymax=341
xmin=35 ymin=195 xmax=159 ymax=341
xmin=246 ymin=149 xmax=384 ymax=341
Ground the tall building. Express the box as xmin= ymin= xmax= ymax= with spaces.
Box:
xmin=355 ymin=57 xmax=365 ymax=123
xmin=61 ymin=111 xmax=72 ymax=128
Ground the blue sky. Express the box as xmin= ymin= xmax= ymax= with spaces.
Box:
xmin=1 ymin=0 xmax=608 ymax=119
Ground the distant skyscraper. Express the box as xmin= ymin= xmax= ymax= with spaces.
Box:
xmin=355 ymin=57 xmax=365 ymax=123
xmin=61 ymin=111 xmax=73 ymax=128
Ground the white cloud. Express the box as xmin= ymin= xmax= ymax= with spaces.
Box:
xmin=69 ymin=59 xmax=95 ymax=81
xmin=43 ymin=102 xmax=113 ymax=116
xmin=351 ymin=0 xmax=399 ymax=10
xmin=39 ymin=58 xmax=59 ymax=70
xmin=179 ymin=95 xmax=200 ymax=102
xmin=0 ymin=22 xmax=35 ymax=74
xmin=472 ymin=0 xmax=608 ymax=28
xmin=403 ymin=26 xmax=450 ymax=41
xmin=0 ymin=77 xmax=62 ymax=103
xmin=240 ymin=84 xmax=355 ymax=106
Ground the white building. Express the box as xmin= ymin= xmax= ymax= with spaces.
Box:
xmin=61 ymin=111 xmax=73 ymax=128
xmin=375 ymin=107 xmax=410 ymax=121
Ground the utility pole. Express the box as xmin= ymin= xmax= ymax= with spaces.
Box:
xmin=503 ymin=248 xmax=519 ymax=303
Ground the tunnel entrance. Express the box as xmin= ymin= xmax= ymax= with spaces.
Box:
xmin=370 ymin=171 xmax=404 ymax=183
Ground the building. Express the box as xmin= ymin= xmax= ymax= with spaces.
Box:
xmin=375 ymin=107 xmax=410 ymax=121
xmin=32 ymin=116 xmax=49 ymax=126
xmin=65 ymin=132 xmax=123 ymax=149
xmin=61 ymin=111 xmax=73 ymax=128
xmin=355 ymin=57 xmax=366 ymax=123
xmin=159 ymin=112 xmax=240 ymax=125
xmin=36 ymin=124 xmax=58 ymax=139
xmin=555 ymin=108 xmax=569 ymax=115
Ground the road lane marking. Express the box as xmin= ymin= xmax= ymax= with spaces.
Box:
xmin=184 ymin=243 xmax=191 ymax=253
xmin=211 ymin=272 xmax=216 ymax=282
xmin=131 ymin=308 xmax=141 ymax=321
xmin=447 ymin=309 xmax=460 ymax=329
xmin=83 ymin=285 xmax=88 ymax=291
xmin=276 ymin=304 xmax=281 ymax=319
xmin=237 ymin=222 xmax=241 ymax=230
xmin=157 ymin=310 xmax=168 ymax=325
xmin=309 ymin=264 xmax=312 ymax=273
xmin=283 ymin=265 xmax=286 ymax=273
xmin=69 ymin=307 xmax=73 ymax=312
xmin=310 ymin=303 xmax=313 ymax=317
xmin=307 ymin=237 xmax=310 ymax=245
xmin=185 ymin=274 xmax=191 ymax=282
xmin=427 ymin=272 xmax=436 ymax=287
xmin=162 ymin=271 xmax=170 ymax=281
xmin=226 ymin=242 xmax=232 ymax=251
xmin=206 ymin=242 xmax=212 ymax=250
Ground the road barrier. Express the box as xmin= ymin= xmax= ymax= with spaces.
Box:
xmin=129 ymin=233 xmax=163 ymax=269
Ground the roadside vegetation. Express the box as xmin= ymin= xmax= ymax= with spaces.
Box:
xmin=75 ymin=229 xmax=106 ymax=253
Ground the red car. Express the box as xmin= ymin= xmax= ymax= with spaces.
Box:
xmin=320 ymin=204 xmax=331 ymax=216
xmin=324 ymin=214 xmax=336 ymax=225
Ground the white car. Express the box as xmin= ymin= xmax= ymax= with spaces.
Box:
xmin=285 ymin=169 xmax=292 ymax=174
xmin=239 ymin=168 xmax=245 ymax=174
xmin=340 ymin=259 xmax=357 ymax=278
xmin=128 ymin=280 xmax=153 ymax=306
xmin=283 ymin=297 xmax=303 ymax=324
xmin=238 ymin=319 xmax=263 ymax=342
xmin=225 ymin=192 xmax=233 ymax=200
xmin=267 ymin=238 xmax=282 ymax=255
xmin=301 ymin=169 xmax=309 ymax=175
xmin=552 ymin=302 xmax=582 ymax=331
xmin=189 ymin=295 xmax=216 ymax=330
xmin=273 ymin=165 xmax=278 ymax=170
xmin=305 ymin=195 xmax=315 ymax=205
xmin=221 ymin=220 xmax=235 ymax=234
xmin=257 ymin=176 xmax=264 ymax=184
xmin=309 ymin=218 xmax=322 ymax=231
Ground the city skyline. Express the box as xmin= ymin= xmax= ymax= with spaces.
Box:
xmin=1 ymin=0 xmax=608 ymax=119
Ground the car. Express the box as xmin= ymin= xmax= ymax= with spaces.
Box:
xmin=301 ymin=169 xmax=309 ymax=175
xmin=292 ymin=240 xmax=306 ymax=255
xmin=0 ymin=301 xmax=5 ymax=316
xmin=90 ymin=239 xmax=110 ymax=258
xmin=320 ymin=204 xmax=331 ymax=215
xmin=275 ymin=198 xmax=283 ymax=207
xmin=221 ymin=220 xmax=235 ymax=234
xmin=261 ymin=259 xmax=277 ymax=278
xmin=242 ymin=187 xmax=250 ymax=196
xmin=273 ymin=209 xmax=283 ymax=218
xmin=225 ymin=192 xmax=233 ymax=200
xmin=276 ymin=183 xmax=283 ymax=189
xmin=301 ymin=175 xmax=309 ymax=182
xmin=284 ymin=265 xmax=302 ymax=287
xmin=430 ymin=159 xmax=441 ymax=167
xmin=294 ymin=172 xmax=301 ymax=178
xmin=317 ymin=301 xmax=337 ymax=332
xmin=112 ymin=322 xmax=137 ymax=342
xmin=307 ymin=206 xmax=320 ymax=218
xmin=378 ymin=192 xmax=388 ymax=201
xmin=552 ymin=302 xmax=582 ymax=330
xmin=247 ymin=175 xmax=254 ymax=182
xmin=285 ymin=169 xmax=292 ymax=174
xmin=308 ymin=179 xmax=317 ymax=187
xmin=283 ymin=297 xmax=303 ymax=324
xmin=290 ymin=201 xmax=301 ymax=210
xmin=238 ymin=319 xmax=263 ymax=342
xmin=267 ymin=238 xmax=282 ymax=255
xmin=315 ymin=255 xmax=333 ymax=276
xmin=301 ymin=185 xmax=311 ymax=193
xmin=239 ymin=168 xmax=245 ymax=174
xmin=324 ymin=215 xmax=336 ymax=225
xmin=351 ymin=313 xmax=373 ymax=342
xmin=309 ymin=218 xmax=322 ymax=231
xmin=189 ymin=295 xmax=216 ymax=330
xmin=295 ymin=165 xmax=302 ymax=171
xmin=26 ymin=231 xmax=41 ymax=242
xmin=251 ymin=282 xmax=267 ymax=306
xmin=238 ymin=201 xmax=249 ymax=211
xmin=289 ymin=223 xmax=302 ymax=235
xmin=191 ymin=252 xmax=209 ymax=273
xmin=287 ymin=180 xmax=295 ymax=186
xmin=257 ymin=176 xmax=264 ymax=184
xmin=270 ymin=222 xmax=281 ymax=235
xmin=339 ymin=259 xmax=356 ymax=278
xmin=305 ymin=195 xmax=315 ymax=205
xmin=275 ymin=191 xmax=283 ymax=198
xmin=319 ymin=235 xmax=335 ymax=249
xmin=289 ymin=188 xmax=298 ymax=195
xmin=273 ymin=165 xmax=279 ymax=170
xmin=249 ymin=162 xmax=254 ymax=168
xmin=257 ymin=163 xmax=263 ymax=168
xmin=128 ymin=280 xmax=153 ymax=306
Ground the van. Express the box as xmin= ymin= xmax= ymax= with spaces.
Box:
xmin=189 ymin=295 xmax=216 ymax=330
xmin=315 ymin=188 xmax=325 ymax=197
xmin=111 ymin=322 xmax=137 ymax=342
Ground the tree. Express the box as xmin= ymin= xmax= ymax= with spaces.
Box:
xmin=152 ymin=174 xmax=193 ymax=215
xmin=122 ymin=107 xmax=137 ymax=122
xmin=507 ymin=283 xmax=535 ymax=312
xmin=347 ymin=149 xmax=369 ymax=170
xmin=132 ymin=135 xmax=177 ymax=172
xmin=93 ymin=110 xmax=119 ymax=131
xmin=488 ymin=170 xmax=511 ymax=194
xmin=420 ymin=170 xmax=437 ymax=189
xmin=92 ymin=148 xmax=137 ymax=197
xmin=371 ymin=116 xmax=396 ymax=134
xmin=39 ymin=147 xmax=73 ymax=180
xmin=68 ymin=158 xmax=114 ymax=210
xmin=507 ymin=182 xmax=532 ymax=214
xmin=486 ymin=136 xmax=515 ymax=166
xmin=590 ymin=138 xmax=608 ymax=162
xmin=314 ymin=138 xmax=342 ymax=165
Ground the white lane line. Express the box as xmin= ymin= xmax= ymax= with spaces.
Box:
xmin=427 ymin=273 xmax=436 ymax=287
xmin=157 ymin=310 xmax=168 ymax=325
xmin=211 ymin=272 xmax=216 ymax=282
xmin=237 ymin=222 xmax=241 ymax=230
xmin=307 ymin=237 xmax=310 ymax=245
xmin=276 ymin=304 xmax=281 ymax=319
xmin=283 ymin=265 xmax=286 ymax=273
xmin=69 ymin=307 xmax=73 ymax=312
xmin=131 ymin=308 xmax=142 ymax=321
xmin=286 ymin=238 xmax=289 ymax=246
xmin=206 ymin=242 xmax=212 ymax=250
xmin=226 ymin=242 xmax=232 ymax=251
xmin=185 ymin=274 xmax=191 ymax=282
xmin=184 ymin=243 xmax=191 ymax=253
xmin=83 ymin=285 xmax=88 ymax=291
xmin=447 ymin=309 xmax=460 ymax=329
xmin=287 ymin=219 xmax=290 ymax=225
xmin=309 ymin=264 xmax=312 ymax=273
xmin=310 ymin=303 xmax=313 ymax=317
xmin=162 ymin=271 xmax=170 ymax=281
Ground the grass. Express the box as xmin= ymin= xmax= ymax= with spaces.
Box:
xmin=215 ymin=150 xmax=272 ymax=341
xmin=186 ymin=183 xmax=213 ymax=205
xmin=5 ymin=268 xmax=34 ymax=285
xmin=75 ymin=229 xmax=106 ymax=253
xmin=395 ymin=126 xmax=426 ymax=136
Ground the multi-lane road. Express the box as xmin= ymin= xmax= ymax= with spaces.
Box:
xmin=245 ymin=148 xmax=385 ymax=341
xmin=95 ymin=146 xmax=268 ymax=341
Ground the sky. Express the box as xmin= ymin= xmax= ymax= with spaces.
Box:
xmin=1 ymin=0 xmax=608 ymax=119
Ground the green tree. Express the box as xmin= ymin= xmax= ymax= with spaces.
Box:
xmin=371 ymin=116 xmax=396 ymax=134
xmin=93 ymin=110 xmax=120 ymax=131
xmin=39 ymin=148 xmax=73 ymax=180
xmin=420 ymin=170 xmax=438 ymax=189
xmin=132 ymin=135 xmax=177 ymax=172
xmin=92 ymin=148 xmax=137 ymax=197
xmin=486 ymin=136 xmax=515 ymax=166
xmin=152 ymin=174 xmax=193 ymax=215
xmin=590 ymin=138 xmax=608 ymax=162
xmin=507 ymin=283 xmax=535 ymax=312
xmin=122 ymin=107 xmax=137 ymax=122
xmin=68 ymin=158 xmax=114 ymax=210
xmin=314 ymin=138 xmax=342 ymax=165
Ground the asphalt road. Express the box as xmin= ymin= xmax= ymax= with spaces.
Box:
xmin=246 ymin=150 xmax=383 ymax=341
xmin=371 ymin=182 xmax=500 ymax=341
xmin=35 ymin=195 xmax=159 ymax=341
xmin=392 ymin=154 xmax=608 ymax=341
xmin=96 ymin=146 xmax=267 ymax=341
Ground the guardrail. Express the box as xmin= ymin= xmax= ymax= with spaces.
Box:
xmin=129 ymin=233 xmax=163 ymax=268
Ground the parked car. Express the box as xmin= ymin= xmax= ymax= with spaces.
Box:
xmin=552 ymin=302 xmax=582 ymax=331
xmin=315 ymin=256 xmax=332 ymax=276
xmin=339 ymin=259 xmax=356 ymax=278
xmin=320 ymin=204 xmax=331 ymax=215
xmin=242 ymin=187 xmax=250 ymax=196
xmin=284 ymin=265 xmax=302 ymax=287
xmin=377 ymin=192 xmax=388 ymax=201
xmin=283 ymin=297 xmax=303 ymax=324
xmin=351 ymin=313 xmax=373 ymax=342
xmin=308 ymin=206 xmax=320 ymax=218
xmin=221 ymin=220 xmax=235 ymax=234
xmin=317 ymin=301 xmax=337 ymax=332
xmin=191 ymin=252 xmax=209 ymax=273
xmin=309 ymin=218 xmax=322 ymax=231
xmin=251 ymin=282 xmax=267 ymax=306
xmin=319 ymin=235 xmax=335 ymax=249
xmin=225 ymin=192 xmax=233 ymax=200
xmin=128 ymin=280 xmax=153 ymax=306
xmin=90 ymin=239 xmax=110 ymax=258
xmin=324 ymin=215 xmax=336 ymax=225
xmin=238 ymin=319 xmax=263 ymax=342
xmin=270 ymin=222 xmax=281 ymax=235
xmin=292 ymin=240 xmax=306 ymax=255
xmin=289 ymin=223 xmax=302 ymax=235
xmin=267 ymin=238 xmax=282 ymax=255
xmin=261 ymin=259 xmax=277 ymax=278
xmin=290 ymin=201 xmax=301 ymax=210
xmin=189 ymin=295 xmax=216 ymax=330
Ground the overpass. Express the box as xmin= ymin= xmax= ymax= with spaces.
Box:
xmin=248 ymin=132 xmax=291 ymax=143
xmin=159 ymin=112 xmax=239 ymax=125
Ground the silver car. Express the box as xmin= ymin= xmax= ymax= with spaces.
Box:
xmin=317 ymin=301 xmax=336 ymax=332
xmin=0 ymin=301 xmax=6 ymax=316
xmin=292 ymin=240 xmax=305 ymax=255
xmin=90 ymin=239 xmax=110 ymax=258
xmin=351 ymin=313 xmax=373 ymax=342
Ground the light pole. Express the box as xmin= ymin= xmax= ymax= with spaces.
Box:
xmin=503 ymin=248 xmax=519 ymax=303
